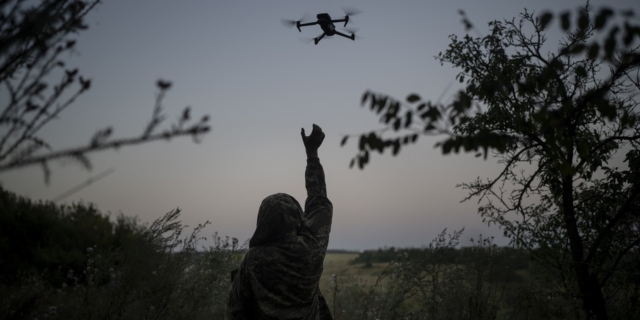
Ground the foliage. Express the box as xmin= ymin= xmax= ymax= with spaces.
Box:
xmin=0 ymin=200 xmax=243 ymax=320
xmin=0 ymin=0 xmax=210 ymax=183
xmin=343 ymin=4 xmax=640 ymax=319
xmin=0 ymin=185 xmax=144 ymax=286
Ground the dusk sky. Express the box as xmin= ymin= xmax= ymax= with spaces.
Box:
xmin=2 ymin=0 xmax=638 ymax=250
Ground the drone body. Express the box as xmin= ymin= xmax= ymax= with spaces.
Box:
xmin=283 ymin=8 xmax=361 ymax=45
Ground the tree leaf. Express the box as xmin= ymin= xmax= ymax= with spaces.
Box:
xmin=405 ymin=112 xmax=413 ymax=128
xmin=587 ymin=44 xmax=599 ymax=59
xmin=361 ymin=91 xmax=370 ymax=106
xmin=341 ymin=136 xmax=348 ymax=147
xmin=577 ymin=12 xmax=589 ymax=30
xmin=393 ymin=118 xmax=401 ymax=131
xmin=594 ymin=8 xmax=613 ymax=30
xmin=392 ymin=140 xmax=401 ymax=156
xmin=406 ymin=94 xmax=421 ymax=103
xmin=560 ymin=12 xmax=571 ymax=31
xmin=539 ymin=12 xmax=553 ymax=30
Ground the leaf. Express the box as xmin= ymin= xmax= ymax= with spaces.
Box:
xmin=411 ymin=134 xmax=418 ymax=143
xmin=587 ymin=44 xmax=599 ymax=59
xmin=405 ymin=112 xmax=413 ymax=128
xmin=416 ymin=103 xmax=427 ymax=111
xmin=393 ymin=118 xmax=401 ymax=131
xmin=604 ymin=27 xmax=619 ymax=58
xmin=575 ymin=65 xmax=587 ymax=78
xmin=392 ymin=140 xmax=401 ymax=156
xmin=350 ymin=158 xmax=355 ymax=168
xmin=361 ymin=91 xmax=370 ymax=106
xmin=406 ymin=94 xmax=421 ymax=103
xmin=571 ymin=44 xmax=585 ymax=54
xmin=442 ymin=140 xmax=454 ymax=155
xmin=539 ymin=12 xmax=553 ymax=30
xmin=623 ymin=25 xmax=640 ymax=45
xmin=560 ymin=12 xmax=571 ymax=31
xmin=594 ymin=8 xmax=613 ymax=30
xmin=358 ymin=135 xmax=366 ymax=150
xmin=424 ymin=123 xmax=436 ymax=131
xmin=577 ymin=12 xmax=589 ymax=30
xmin=341 ymin=136 xmax=348 ymax=147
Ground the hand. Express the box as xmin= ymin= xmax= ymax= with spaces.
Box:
xmin=301 ymin=124 xmax=325 ymax=157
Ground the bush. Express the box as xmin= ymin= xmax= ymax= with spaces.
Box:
xmin=0 ymin=186 xmax=144 ymax=286
xmin=0 ymin=187 xmax=244 ymax=319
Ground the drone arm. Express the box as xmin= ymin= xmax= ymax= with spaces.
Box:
xmin=298 ymin=22 xmax=318 ymax=27
xmin=334 ymin=31 xmax=355 ymax=41
xmin=332 ymin=16 xmax=349 ymax=27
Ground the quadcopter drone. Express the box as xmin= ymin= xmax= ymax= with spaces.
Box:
xmin=282 ymin=8 xmax=362 ymax=45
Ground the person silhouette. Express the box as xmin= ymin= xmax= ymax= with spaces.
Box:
xmin=226 ymin=124 xmax=333 ymax=320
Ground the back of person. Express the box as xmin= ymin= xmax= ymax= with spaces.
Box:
xmin=225 ymin=124 xmax=333 ymax=320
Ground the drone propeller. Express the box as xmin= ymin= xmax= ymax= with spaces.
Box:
xmin=342 ymin=6 xmax=363 ymax=16
xmin=280 ymin=19 xmax=298 ymax=28
xmin=280 ymin=13 xmax=314 ymax=29
xmin=341 ymin=6 xmax=362 ymax=27
xmin=344 ymin=27 xmax=364 ymax=40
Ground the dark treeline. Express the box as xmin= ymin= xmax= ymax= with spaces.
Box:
xmin=350 ymin=241 xmax=532 ymax=284
xmin=352 ymin=245 xmax=530 ymax=271
xmin=0 ymin=186 xmax=144 ymax=287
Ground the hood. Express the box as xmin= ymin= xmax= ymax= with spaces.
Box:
xmin=249 ymin=193 xmax=304 ymax=248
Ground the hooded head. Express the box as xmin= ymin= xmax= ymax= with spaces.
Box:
xmin=249 ymin=193 xmax=304 ymax=248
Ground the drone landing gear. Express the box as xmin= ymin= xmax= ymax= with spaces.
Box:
xmin=314 ymin=33 xmax=326 ymax=45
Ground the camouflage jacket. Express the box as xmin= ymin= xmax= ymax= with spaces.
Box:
xmin=225 ymin=158 xmax=333 ymax=320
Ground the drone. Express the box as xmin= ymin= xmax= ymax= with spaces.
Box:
xmin=281 ymin=7 xmax=362 ymax=45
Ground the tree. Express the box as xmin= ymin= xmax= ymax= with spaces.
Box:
xmin=0 ymin=0 xmax=210 ymax=183
xmin=343 ymin=4 xmax=640 ymax=319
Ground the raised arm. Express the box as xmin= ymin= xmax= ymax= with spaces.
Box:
xmin=301 ymin=124 xmax=333 ymax=244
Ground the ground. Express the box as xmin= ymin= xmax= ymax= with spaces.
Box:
xmin=319 ymin=253 xmax=389 ymax=293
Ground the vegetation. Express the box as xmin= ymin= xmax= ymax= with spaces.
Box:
xmin=343 ymin=3 xmax=640 ymax=319
xmin=0 ymin=187 xmax=243 ymax=320
xmin=0 ymin=186 xmax=144 ymax=286
xmin=1 ymin=184 xmax=638 ymax=319
xmin=0 ymin=0 xmax=210 ymax=183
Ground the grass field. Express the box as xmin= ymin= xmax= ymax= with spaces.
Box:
xmin=320 ymin=253 xmax=389 ymax=293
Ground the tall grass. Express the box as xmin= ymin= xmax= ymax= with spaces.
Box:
xmin=323 ymin=229 xmax=590 ymax=320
